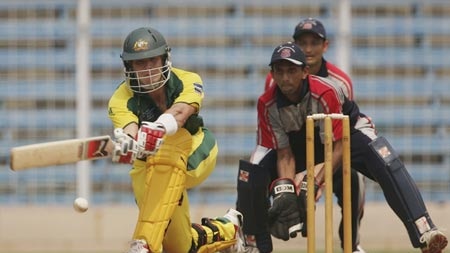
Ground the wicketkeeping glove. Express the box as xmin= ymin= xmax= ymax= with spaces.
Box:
xmin=268 ymin=178 xmax=302 ymax=241
xmin=298 ymin=176 xmax=320 ymax=237
xmin=137 ymin=121 xmax=165 ymax=156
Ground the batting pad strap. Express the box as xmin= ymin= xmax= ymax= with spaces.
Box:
xmin=156 ymin=113 xmax=178 ymax=136
xmin=202 ymin=218 xmax=221 ymax=242
xmin=196 ymin=216 xmax=238 ymax=253
xmin=192 ymin=223 xmax=208 ymax=247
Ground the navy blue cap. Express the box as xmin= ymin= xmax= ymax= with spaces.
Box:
xmin=293 ymin=18 xmax=326 ymax=40
xmin=270 ymin=42 xmax=306 ymax=66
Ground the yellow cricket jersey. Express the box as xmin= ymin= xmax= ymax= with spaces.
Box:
xmin=108 ymin=67 xmax=218 ymax=188
xmin=108 ymin=67 xmax=204 ymax=131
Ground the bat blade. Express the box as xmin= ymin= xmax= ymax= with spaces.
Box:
xmin=10 ymin=135 xmax=113 ymax=171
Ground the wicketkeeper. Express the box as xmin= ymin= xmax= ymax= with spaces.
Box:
xmin=237 ymin=18 xmax=366 ymax=253
xmin=239 ymin=42 xmax=447 ymax=253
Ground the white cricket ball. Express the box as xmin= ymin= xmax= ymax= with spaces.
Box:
xmin=73 ymin=197 xmax=89 ymax=213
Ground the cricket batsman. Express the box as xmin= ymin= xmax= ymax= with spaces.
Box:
xmin=107 ymin=26 xmax=247 ymax=253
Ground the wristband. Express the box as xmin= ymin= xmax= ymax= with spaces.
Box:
xmin=156 ymin=113 xmax=178 ymax=136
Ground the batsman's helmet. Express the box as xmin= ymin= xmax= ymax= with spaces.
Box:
xmin=121 ymin=27 xmax=171 ymax=93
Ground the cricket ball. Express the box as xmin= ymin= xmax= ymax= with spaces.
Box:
xmin=73 ymin=197 xmax=89 ymax=213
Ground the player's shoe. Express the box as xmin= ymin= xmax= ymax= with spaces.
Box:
xmin=353 ymin=245 xmax=366 ymax=253
xmin=242 ymin=235 xmax=260 ymax=253
xmin=127 ymin=239 xmax=150 ymax=253
xmin=221 ymin=208 xmax=250 ymax=253
xmin=420 ymin=229 xmax=448 ymax=253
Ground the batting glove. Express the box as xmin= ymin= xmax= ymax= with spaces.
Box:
xmin=137 ymin=121 xmax=165 ymax=156
xmin=268 ymin=178 xmax=302 ymax=241
xmin=112 ymin=128 xmax=139 ymax=164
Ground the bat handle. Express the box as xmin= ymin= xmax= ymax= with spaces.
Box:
xmin=114 ymin=128 xmax=126 ymax=139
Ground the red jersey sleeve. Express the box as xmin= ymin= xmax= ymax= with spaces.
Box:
xmin=264 ymin=72 xmax=275 ymax=91
xmin=310 ymin=75 xmax=346 ymax=141
xmin=256 ymin=87 xmax=279 ymax=149
xmin=321 ymin=90 xmax=344 ymax=141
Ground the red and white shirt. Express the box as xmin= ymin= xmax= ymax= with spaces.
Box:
xmin=264 ymin=59 xmax=354 ymax=100
xmin=257 ymin=74 xmax=360 ymax=150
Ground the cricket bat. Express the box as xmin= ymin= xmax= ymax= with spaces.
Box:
xmin=10 ymin=135 xmax=114 ymax=171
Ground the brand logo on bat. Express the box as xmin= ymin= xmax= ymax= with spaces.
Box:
xmin=85 ymin=138 xmax=110 ymax=159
